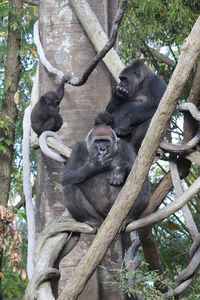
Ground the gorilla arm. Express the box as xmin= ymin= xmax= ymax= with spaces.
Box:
xmin=107 ymin=140 xmax=136 ymax=185
xmin=56 ymin=75 xmax=71 ymax=102
xmin=62 ymin=141 xmax=111 ymax=229
xmin=61 ymin=141 xmax=112 ymax=186
xmin=112 ymin=100 xmax=157 ymax=136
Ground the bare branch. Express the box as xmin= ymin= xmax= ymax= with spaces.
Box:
xmin=147 ymin=46 xmax=175 ymax=66
xmin=160 ymin=103 xmax=200 ymax=153
xmin=25 ymin=216 xmax=94 ymax=300
xmin=126 ymin=176 xmax=200 ymax=232
xmin=15 ymin=197 xmax=25 ymax=209
xmin=69 ymin=0 xmax=124 ymax=83
xmin=34 ymin=0 xmax=126 ymax=84
xmin=57 ymin=17 xmax=200 ymax=300
xmin=23 ymin=105 xmax=35 ymax=280
xmin=170 ymin=155 xmax=199 ymax=240
xmin=24 ymin=0 xmax=38 ymax=6
xmin=39 ymin=131 xmax=70 ymax=163
xmin=68 ymin=0 xmax=127 ymax=86
xmin=34 ymin=21 xmax=64 ymax=80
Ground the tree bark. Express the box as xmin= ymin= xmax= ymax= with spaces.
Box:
xmin=0 ymin=1 xmax=22 ymax=297
xmin=57 ymin=16 xmax=200 ymax=300
xmin=0 ymin=0 xmax=22 ymax=206
xmin=36 ymin=0 xmax=125 ymax=299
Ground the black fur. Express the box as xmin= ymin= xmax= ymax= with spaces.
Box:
xmin=62 ymin=125 xmax=150 ymax=230
xmin=95 ymin=59 xmax=167 ymax=152
xmin=31 ymin=75 xmax=70 ymax=136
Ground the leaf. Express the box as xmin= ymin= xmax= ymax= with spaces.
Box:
xmin=5 ymin=139 xmax=12 ymax=146
xmin=0 ymin=32 xmax=6 ymax=38
xmin=29 ymin=47 xmax=37 ymax=56
xmin=0 ymin=145 xmax=6 ymax=153
xmin=21 ymin=269 xmax=27 ymax=280
xmin=14 ymin=91 xmax=19 ymax=104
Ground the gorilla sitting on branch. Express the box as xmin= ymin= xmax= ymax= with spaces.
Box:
xmin=95 ymin=59 xmax=167 ymax=152
xmin=62 ymin=125 xmax=150 ymax=230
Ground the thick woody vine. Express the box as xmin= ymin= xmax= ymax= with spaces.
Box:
xmin=23 ymin=0 xmax=200 ymax=299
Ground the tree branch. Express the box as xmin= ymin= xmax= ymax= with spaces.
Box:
xmin=147 ymin=46 xmax=175 ymax=66
xmin=68 ymin=0 xmax=127 ymax=86
xmin=24 ymin=0 xmax=38 ymax=6
xmin=34 ymin=21 xmax=64 ymax=80
xmin=23 ymin=105 xmax=35 ymax=280
xmin=57 ymin=16 xmax=200 ymax=300
xmin=126 ymin=176 xmax=200 ymax=232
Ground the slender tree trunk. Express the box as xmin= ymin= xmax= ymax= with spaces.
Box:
xmin=0 ymin=0 xmax=22 ymax=206
xmin=36 ymin=0 xmax=125 ymax=299
xmin=0 ymin=1 xmax=22 ymax=298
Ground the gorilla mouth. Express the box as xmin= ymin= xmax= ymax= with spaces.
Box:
xmin=98 ymin=149 xmax=108 ymax=155
xmin=116 ymin=84 xmax=128 ymax=97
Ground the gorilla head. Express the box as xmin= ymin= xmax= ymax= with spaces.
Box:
xmin=86 ymin=125 xmax=118 ymax=158
xmin=116 ymin=59 xmax=157 ymax=101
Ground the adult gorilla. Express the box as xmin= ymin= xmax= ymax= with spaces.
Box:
xmin=62 ymin=125 xmax=150 ymax=230
xmin=95 ymin=59 xmax=167 ymax=152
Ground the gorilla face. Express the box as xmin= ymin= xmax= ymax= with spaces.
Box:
xmin=86 ymin=126 xmax=118 ymax=158
xmin=117 ymin=59 xmax=149 ymax=101
xmin=94 ymin=138 xmax=112 ymax=156
xmin=41 ymin=92 xmax=60 ymax=107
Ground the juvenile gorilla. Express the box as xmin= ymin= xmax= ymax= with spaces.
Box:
xmin=95 ymin=59 xmax=167 ymax=152
xmin=31 ymin=75 xmax=70 ymax=136
xmin=62 ymin=125 xmax=150 ymax=230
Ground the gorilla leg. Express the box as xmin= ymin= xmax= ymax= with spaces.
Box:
xmin=39 ymin=116 xmax=62 ymax=134
xmin=63 ymin=184 xmax=103 ymax=229
xmin=54 ymin=114 xmax=63 ymax=131
xmin=131 ymin=119 xmax=151 ymax=153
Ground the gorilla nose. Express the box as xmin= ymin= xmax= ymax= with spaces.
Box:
xmin=99 ymin=146 xmax=106 ymax=153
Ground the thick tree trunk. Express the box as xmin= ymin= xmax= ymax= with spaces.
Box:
xmin=57 ymin=17 xmax=200 ymax=300
xmin=0 ymin=1 xmax=22 ymax=298
xmin=36 ymin=0 xmax=125 ymax=299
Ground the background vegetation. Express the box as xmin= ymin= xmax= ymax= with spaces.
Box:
xmin=0 ymin=0 xmax=200 ymax=298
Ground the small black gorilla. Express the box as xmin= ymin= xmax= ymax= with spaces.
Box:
xmin=62 ymin=125 xmax=150 ymax=230
xmin=31 ymin=75 xmax=70 ymax=136
xmin=95 ymin=59 xmax=167 ymax=152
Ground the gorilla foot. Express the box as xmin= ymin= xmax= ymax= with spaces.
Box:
xmin=115 ymin=126 xmax=132 ymax=137
xmin=107 ymin=167 xmax=126 ymax=186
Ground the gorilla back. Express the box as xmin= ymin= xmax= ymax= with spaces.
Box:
xmin=62 ymin=125 xmax=150 ymax=230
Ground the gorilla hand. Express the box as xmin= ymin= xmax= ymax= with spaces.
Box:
xmin=116 ymin=82 xmax=128 ymax=99
xmin=107 ymin=167 xmax=126 ymax=186
xmin=87 ymin=153 xmax=113 ymax=171
xmin=114 ymin=115 xmax=132 ymax=137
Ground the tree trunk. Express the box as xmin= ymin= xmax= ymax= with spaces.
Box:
xmin=36 ymin=0 xmax=126 ymax=299
xmin=0 ymin=0 xmax=22 ymax=206
xmin=0 ymin=1 xmax=22 ymax=298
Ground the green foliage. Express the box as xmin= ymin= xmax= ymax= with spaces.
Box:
xmin=120 ymin=0 xmax=200 ymax=57
xmin=1 ymin=209 xmax=28 ymax=299
xmin=108 ymin=260 xmax=173 ymax=299
xmin=120 ymin=0 xmax=200 ymax=83
xmin=0 ymin=1 xmax=37 ymax=201
xmin=0 ymin=115 xmax=13 ymax=153
xmin=0 ymin=2 xmax=37 ymax=297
